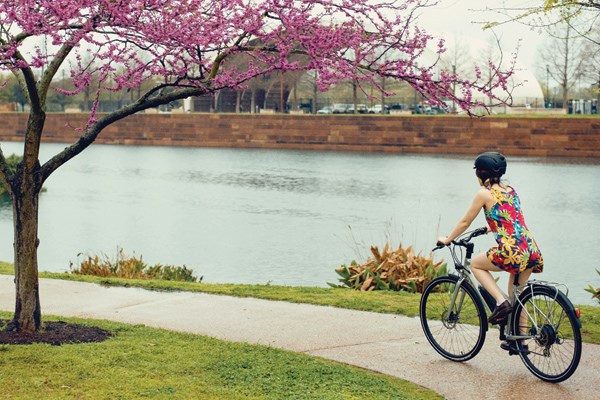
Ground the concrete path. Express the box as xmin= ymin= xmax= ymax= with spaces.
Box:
xmin=1 ymin=275 xmax=598 ymax=400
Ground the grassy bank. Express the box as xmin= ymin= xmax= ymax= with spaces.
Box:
xmin=1 ymin=261 xmax=598 ymax=344
xmin=0 ymin=313 xmax=439 ymax=400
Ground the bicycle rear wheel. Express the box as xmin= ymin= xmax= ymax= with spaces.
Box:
xmin=420 ymin=275 xmax=487 ymax=361
xmin=511 ymin=285 xmax=582 ymax=383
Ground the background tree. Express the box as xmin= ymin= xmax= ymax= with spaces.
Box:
xmin=580 ymin=28 xmax=600 ymax=99
xmin=486 ymin=1 xmax=600 ymax=45
xmin=0 ymin=0 xmax=515 ymax=333
xmin=538 ymin=23 xmax=587 ymax=108
xmin=439 ymin=35 xmax=474 ymax=112
xmin=0 ymin=75 xmax=27 ymax=111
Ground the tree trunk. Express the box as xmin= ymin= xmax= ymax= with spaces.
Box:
xmin=312 ymin=71 xmax=317 ymax=114
xmin=235 ymin=91 xmax=241 ymax=113
xmin=9 ymin=108 xmax=45 ymax=333
xmin=12 ymin=182 xmax=42 ymax=333
xmin=292 ymin=81 xmax=298 ymax=110
xmin=352 ymin=79 xmax=358 ymax=113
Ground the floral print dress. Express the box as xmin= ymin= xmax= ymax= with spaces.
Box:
xmin=484 ymin=186 xmax=544 ymax=274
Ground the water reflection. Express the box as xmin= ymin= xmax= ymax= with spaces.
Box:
xmin=185 ymin=170 xmax=391 ymax=199
xmin=0 ymin=141 xmax=598 ymax=305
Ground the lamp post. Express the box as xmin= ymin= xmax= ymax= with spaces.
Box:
xmin=452 ymin=64 xmax=456 ymax=113
xmin=279 ymin=71 xmax=284 ymax=113
xmin=413 ymin=86 xmax=417 ymax=111
xmin=61 ymin=69 xmax=65 ymax=112
xmin=412 ymin=62 xmax=419 ymax=113
xmin=597 ymin=71 xmax=600 ymax=112
xmin=546 ymin=65 xmax=550 ymax=108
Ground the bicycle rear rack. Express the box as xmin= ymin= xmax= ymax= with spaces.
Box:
xmin=526 ymin=279 xmax=570 ymax=298
xmin=496 ymin=279 xmax=571 ymax=343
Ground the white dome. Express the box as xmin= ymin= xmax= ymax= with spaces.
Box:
xmin=505 ymin=66 xmax=545 ymax=106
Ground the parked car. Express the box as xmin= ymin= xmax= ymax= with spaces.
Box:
xmin=413 ymin=104 xmax=432 ymax=114
xmin=332 ymin=103 xmax=350 ymax=114
xmin=431 ymin=106 xmax=447 ymax=114
xmin=356 ymin=104 xmax=368 ymax=113
xmin=317 ymin=106 xmax=333 ymax=114
xmin=368 ymin=104 xmax=390 ymax=114
xmin=388 ymin=103 xmax=409 ymax=111
xmin=347 ymin=104 xmax=368 ymax=114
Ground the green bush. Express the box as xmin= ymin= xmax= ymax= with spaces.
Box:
xmin=70 ymin=247 xmax=200 ymax=282
xmin=0 ymin=154 xmax=21 ymax=196
xmin=585 ymin=269 xmax=600 ymax=304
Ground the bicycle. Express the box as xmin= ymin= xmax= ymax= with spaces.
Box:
xmin=419 ymin=227 xmax=582 ymax=383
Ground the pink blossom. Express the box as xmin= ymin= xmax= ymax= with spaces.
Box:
xmin=0 ymin=0 xmax=515 ymax=119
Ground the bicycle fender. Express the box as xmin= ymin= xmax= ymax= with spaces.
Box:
xmin=522 ymin=284 xmax=582 ymax=329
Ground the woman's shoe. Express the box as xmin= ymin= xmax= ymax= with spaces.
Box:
xmin=500 ymin=341 xmax=529 ymax=355
xmin=488 ymin=300 xmax=512 ymax=324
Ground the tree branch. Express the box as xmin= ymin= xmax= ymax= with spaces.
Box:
xmin=40 ymin=86 xmax=208 ymax=183
xmin=37 ymin=42 xmax=76 ymax=106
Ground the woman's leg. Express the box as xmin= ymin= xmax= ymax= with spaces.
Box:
xmin=471 ymin=252 xmax=504 ymax=303
xmin=508 ymin=268 xmax=533 ymax=297
xmin=509 ymin=268 xmax=533 ymax=335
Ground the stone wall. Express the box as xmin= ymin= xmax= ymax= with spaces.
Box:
xmin=1 ymin=113 xmax=599 ymax=157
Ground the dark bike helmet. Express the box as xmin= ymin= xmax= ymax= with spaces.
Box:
xmin=474 ymin=152 xmax=507 ymax=176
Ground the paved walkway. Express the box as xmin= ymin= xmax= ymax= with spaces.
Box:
xmin=1 ymin=275 xmax=598 ymax=399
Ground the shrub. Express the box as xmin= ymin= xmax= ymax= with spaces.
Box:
xmin=0 ymin=154 xmax=21 ymax=196
xmin=70 ymin=247 xmax=200 ymax=282
xmin=585 ymin=269 xmax=600 ymax=304
xmin=330 ymin=243 xmax=446 ymax=293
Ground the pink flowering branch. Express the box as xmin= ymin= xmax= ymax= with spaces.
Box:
xmin=0 ymin=0 xmax=518 ymax=175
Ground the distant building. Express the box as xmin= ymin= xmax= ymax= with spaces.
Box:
xmin=191 ymin=86 xmax=291 ymax=113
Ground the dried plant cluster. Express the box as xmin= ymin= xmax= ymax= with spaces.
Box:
xmin=332 ymin=243 xmax=445 ymax=293
xmin=70 ymin=248 xmax=199 ymax=282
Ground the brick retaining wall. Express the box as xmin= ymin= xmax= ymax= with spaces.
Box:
xmin=0 ymin=113 xmax=599 ymax=157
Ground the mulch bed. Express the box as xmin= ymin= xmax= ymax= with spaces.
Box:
xmin=0 ymin=319 xmax=111 ymax=345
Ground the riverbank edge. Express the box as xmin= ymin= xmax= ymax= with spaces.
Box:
xmin=1 ymin=113 xmax=599 ymax=158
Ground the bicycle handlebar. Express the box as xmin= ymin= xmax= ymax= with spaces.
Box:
xmin=433 ymin=226 xmax=488 ymax=252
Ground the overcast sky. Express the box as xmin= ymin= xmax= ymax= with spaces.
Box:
xmin=417 ymin=0 xmax=546 ymax=72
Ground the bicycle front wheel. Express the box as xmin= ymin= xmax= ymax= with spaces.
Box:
xmin=420 ymin=275 xmax=487 ymax=361
xmin=511 ymin=285 xmax=582 ymax=383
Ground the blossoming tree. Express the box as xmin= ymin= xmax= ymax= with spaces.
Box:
xmin=0 ymin=0 xmax=514 ymax=333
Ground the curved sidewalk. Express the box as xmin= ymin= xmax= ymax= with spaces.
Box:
xmin=1 ymin=276 xmax=598 ymax=400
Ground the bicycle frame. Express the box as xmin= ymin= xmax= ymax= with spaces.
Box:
xmin=442 ymin=233 xmax=493 ymax=322
xmin=445 ymin=238 xmax=578 ymax=344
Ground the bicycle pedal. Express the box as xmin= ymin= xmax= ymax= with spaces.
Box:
xmin=501 ymin=341 xmax=518 ymax=355
xmin=500 ymin=341 xmax=529 ymax=356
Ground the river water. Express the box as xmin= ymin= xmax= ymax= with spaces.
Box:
xmin=0 ymin=142 xmax=598 ymax=305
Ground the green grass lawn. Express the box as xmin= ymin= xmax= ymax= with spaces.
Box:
xmin=0 ymin=313 xmax=439 ymax=400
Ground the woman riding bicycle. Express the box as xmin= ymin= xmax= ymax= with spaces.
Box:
xmin=437 ymin=152 xmax=544 ymax=332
